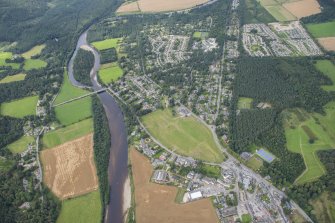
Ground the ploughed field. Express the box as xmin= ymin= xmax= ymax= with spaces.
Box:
xmin=142 ymin=109 xmax=224 ymax=163
xmin=130 ymin=149 xmax=218 ymax=223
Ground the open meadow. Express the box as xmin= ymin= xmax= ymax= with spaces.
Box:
xmin=0 ymin=73 xmax=26 ymax=84
xmin=0 ymin=52 xmax=20 ymax=69
xmin=7 ymin=135 xmax=34 ymax=154
xmin=142 ymin=109 xmax=224 ymax=163
xmin=130 ymin=149 xmax=219 ymax=223
xmin=0 ymin=95 xmax=38 ymax=118
xmin=91 ymin=38 xmax=122 ymax=51
xmin=23 ymin=58 xmax=47 ymax=70
xmin=98 ymin=62 xmax=123 ymax=84
xmin=42 ymin=118 xmax=93 ymax=148
xmin=117 ymin=0 xmax=210 ymax=13
xmin=22 ymin=44 xmax=46 ymax=59
xmin=315 ymin=60 xmax=335 ymax=91
xmin=54 ymin=74 xmax=92 ymax=126
xmin=0 ymin=158 xmax=13 ymax=172
xmin=41 ymin=134 xmax=98 ymax=200
xmin=57 ymin=190 xmax=102 ymax=223
xmin=306 ymin=20 xmax=335 ymax=38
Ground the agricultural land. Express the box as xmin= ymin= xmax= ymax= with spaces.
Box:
xmin=98 ymin=62 xmax=123 ymax=84
xmin=91 ymin=38 xmax=122 ymax=51
xmin=0 ymin=73 xmax=26 ymax=84
xmin=306 ymin=20 xmax=335 ymax=51
xmin=7 ymin=135 xmax=35 ymax=154
xmin=0 ymin=95 xmax=38 ymax=118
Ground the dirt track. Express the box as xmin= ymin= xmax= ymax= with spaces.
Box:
xmin=130 ymin=149 xmax=218 ymax=223
xmin=41 ymin=133 xmax=98 ymax=200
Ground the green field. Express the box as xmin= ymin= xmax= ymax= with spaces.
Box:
xmin=315 ymin=60 xmax=335 ymax=92
xmin=258 ymin=0 xmax=297 ymax=22
xmin=246 ymin=155 xmax=263 ymax=171
xmin=238 ymin=97 xmax=253 ymax=109
xmin=193 ymin=31 xmax=209 ymax=39
xmin=57 ymin=190 xmax=102 ymax=223
xmin=42 ymin=118 xmax=93 ymax=148
xmin=54 ymin=74 xmax=92 ymax=126
xmin=244 ymin=0 xmax=277 ymax=23
xmin=285 ymin=107 xmax=335 ymax=184
xmin=22 ymin=44 xmax=46 ymax=59
xmin=98 ymin=62 xmax=123 ymax=84
xmin=7 ymin=135 xmax=35 ymax=153
xmin=92 ymin=38 xmax=123 ymax=51
xmin=142 ymin=109 xmax=224 ymax=163
xmin=0 ymin=73 xmax=26 ymax=84
xmin=0 ymin=52 xmax=20 ymax=69
xmin=306 ymin=20 xmax=335 ymax=38
xmin=0 ymin=95 xmax=38 ymax=118
xmin=0 ymin=158 xmax=14 ymax=172
xmin=23 ymin=59 xmax=47 ymax=70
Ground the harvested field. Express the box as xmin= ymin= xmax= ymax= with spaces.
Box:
xmin=41 ymin=134 xmax=98 ymax=199
xmin=130 ymin=149 xmax=218 ymax=223
xmin=318 ymin=37 xmax=335 ymax=51
xmin=283 ymin=0 xmax=320 ymax=18
xmin=117 ymin=0 xmax=210 ymax=13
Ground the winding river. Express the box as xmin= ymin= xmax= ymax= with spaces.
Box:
xmin=67 ymin=30 xmax=128 ymax=223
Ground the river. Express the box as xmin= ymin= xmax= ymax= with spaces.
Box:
xmin=67 ymin=30 xmax=129 ymax=223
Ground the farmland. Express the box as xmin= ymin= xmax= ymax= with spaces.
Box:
xmin=41 ymin=134 xmax=98 ymax=199
xmin=98 ymin=62 xmax=123 ymax=84
xmin=91 ymin=38 xmax=122 ymax=51
xmin=0 ymin=73 xmax=26 ymax=84
xmin=22 ymin=44 xmax=46 ymax=59
xmin=130 ymin=149 xmax=219 ymax=223
xmin=306 ymin=20 xmax=335 ymax=38
xmin=42 ymin=118 xmax=93 ymax=148
xmin=282 ymin=0 xmax=320 ymax=19
xmin=0 ymin=95 xmax=38 ymax=118
xmin=23 ymin=59 xmax=47 ymax=70
xmin=57 ymin=190 xmax=102 ymax=223
xmin=317 ymin=37 xmax=335 ymax=51
xmin=315 ymin=60 xmax=335 ymax=92
xmin=237 ymin=97 xmax=253 ymax=109
xmin=117 ymin=0 xmax=210 ymax=13
xmin=54 ymin=74 xmax=92 ymax=126
xmin=258 ymin=0 xmax=296 ymax=21
xmin=142 ymin=109 xmax=224 ymax=163
xmin=7 ymin=135 xmax=34 ymax=154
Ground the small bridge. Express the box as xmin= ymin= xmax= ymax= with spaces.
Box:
xmin=52 ymin=88 xmax=107 ymax=107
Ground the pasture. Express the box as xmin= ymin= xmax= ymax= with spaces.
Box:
xmin=98 ymin=62 xmax=123 ymax=85
xmin=142 ymin=109 xmax=224 ymax=163
xmin=0 ymin=95 xmax=38 ymax=118
xmin=237 ymin=97 xmax=253 ymax=109
xmin=42 ymin=118 xmax=93 ymax=148
xmin=0 ymin=52 xmax=20 ymax=69
xmin=91 ymin=38 xmax=122 ymax=51
xmin=0 ymin=73 xmax=26 ymax=84
xmin=7 ymin=135 xmax=34 ymax=154
xmin=22 ymin=44 xmax=46 ymax=59
xmin=57 ymin=190 xmax=102 ymax=223
xmin=130 ymin=149 xmax=219 ymax=223
xmin=117 ymin=0 xmax=210 ymax=13
xmin=315 ymin=60 xmax=335 ymax=92
xmin=41 ymin=134 xmax=98 ymax=200
xmin=306 ymin=20 xmax=335 ymax=38
xmin=23 ymin=59 xmax=47 ymax=70
xmin=54 ymin=74 xmax=92 ymax=126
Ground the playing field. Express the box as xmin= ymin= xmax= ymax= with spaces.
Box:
xmin=0 ymin=95 xmax=38 ymax=118
xmin=41 ymin=134 xmax=98 ymax=199
xmin=284 ymin=107 xmax=335 ymax=184
xmin=22 ymin=44 xmax=46 ymax=59
xmin=98 ymin=62 xmax=123 ymax=85
xmin=237 ymin=97 xmax=253 ymax=109
xmin=91 ymin=38 xmax=122 ymax=51
xmin=54 ymin=74 xmax=92 ymax=126
xmin=130 ymin=149 xmax=219 ymax=223
xmin=23 ymin=59 xmax=47 ymax=70
xmin=315 ymin=60 xmax=335 ymax=91
xmin=306 ymin=20 xmax=335 ymax=38
xmin=7 ymin=135 xmax=34 ymax=154
xmin=0 ymin=73 xmax=26 ymax=84
xmin=117 ymin=0 xmax=210 ymax=13
xmin=246 ymin=155 xmax=263 ymax=171
xmin=42 ymin=118 xmax=93 ymax=149
xmin=142 ymin=109 xmax=224 ymax=163
xmin=57 ymin=190 xmax=102 ymax=223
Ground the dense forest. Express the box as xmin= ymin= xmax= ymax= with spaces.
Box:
xmin=73 ymin=49 xmax=94 ymax=86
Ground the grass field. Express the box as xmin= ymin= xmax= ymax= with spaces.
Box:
xmin=57 ymin=190 xmax=102 ymax=223
xmin=22 ymin=44 xmax=46 ymax=59
xmin=92 ymin=38 xmax=122 ymax=51
xmin=237 ymin=97 xmax=253 ymax=109
xmin=0 ymin=158 xmax=13 ymax=172
xmin=245 ymin=0 xmax=276 ymax=23
xmin=0 ymin=95 xmax=38 ymax=118
xmin=311 ymin=192 xmax=335 ymax=223
xmin=315 ymin=60 xmax=335 ymax=92
xmin=54 ymin=74 xmax=92 ymax=126
xmin=264 ymin=5 xmax=296 ymax=21
xmin=246 ymin=155 xmax=263 ymax=171
xmin=98 ymin=62 xmax=123 ymax=85
xmin=193 ymin=32 xmax=209 ymax=39
xmin=306 ymin=20 xmax=335 ymax=38
xmin=7 ymin=135 xmax=35 ymax=153
xmin=0 ymin=73 xmax=26 ymax=84
xmin=142 ymin=109 xmax=224 ymax=163
xmin=42 ymin=118 xmax=93 ymax=148
xmin=0 ymin=52 xmax=20 ymax=69
xmin=23 ymin=59 xmax=47 ymax=70
xmin=284 ymin=106 xmax=335 ymax=184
